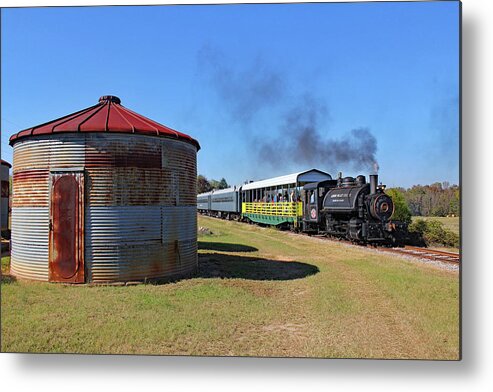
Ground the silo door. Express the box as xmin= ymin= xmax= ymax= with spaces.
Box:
xmin=49 ymin=171 xmax=85 ymax=283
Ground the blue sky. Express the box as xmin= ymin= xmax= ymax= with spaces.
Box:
xmin=1 ymin=1 xmax=459 ymax=188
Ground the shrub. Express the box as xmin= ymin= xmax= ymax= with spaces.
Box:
xmin=386 ymin=188 xmax=412 ymax=224
xmin=423 ymin=220 xmax=447 ymax=245
xmin=408 ymin=218 xmax=427 ymax=235
xmin=444 ymin=230 xmax=460 ymax=248
xmin=409 ymin=218 xmax=459 ymax=248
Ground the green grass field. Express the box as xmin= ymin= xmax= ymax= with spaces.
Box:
xmin=1 ymin=216 xmax=459 ymax=359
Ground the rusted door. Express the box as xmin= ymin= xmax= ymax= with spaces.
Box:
xmin=49 ymin=171 xmax=84 ymax=283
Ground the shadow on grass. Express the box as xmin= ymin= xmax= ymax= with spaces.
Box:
xmin=197 ymin=253 xmax=319 ymax=281
xmin=198 ymin=241 xmax=258 ymax=253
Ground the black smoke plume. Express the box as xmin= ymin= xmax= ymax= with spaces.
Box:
xmin=198 ymin=46 xmax=285 ymax=123
xmin=198 ymin=46 xmax=379 ymax=173
xmin=257 ymin=94 xmax=378 ymax=172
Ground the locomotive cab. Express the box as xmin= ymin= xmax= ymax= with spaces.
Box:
xmin=302 ymin=179 xmax=337 ymax=232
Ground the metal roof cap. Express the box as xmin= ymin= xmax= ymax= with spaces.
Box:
xmin=9 ymin=95 xmax=200 ymax=150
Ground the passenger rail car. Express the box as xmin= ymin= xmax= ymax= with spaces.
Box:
xmin=241 ymin=169 xmax=332 ymax=226
xmin=200 ymin=187 xmax=241 ymax=219
xmin=197 ymin=191 xmax=212 ymax=212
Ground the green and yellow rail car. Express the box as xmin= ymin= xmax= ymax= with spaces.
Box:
xmin=241 ymin=201 xmax=303 ymax=226
xmin=240 ymin=169 xmax=332 ymax=228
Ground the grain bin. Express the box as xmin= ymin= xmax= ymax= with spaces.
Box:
xmin=9 ymin=96 xmax=200 ymax=283
xmin=1 ymin=159 xmax=11 ymax=232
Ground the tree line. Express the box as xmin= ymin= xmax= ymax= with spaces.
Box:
xmin=197 ymin=175 xmax=229 ymax=193
xmin=377 ymin=183 xmax=461 ymax=248
xmin=388 ymin=182 xmax=460 ymax=219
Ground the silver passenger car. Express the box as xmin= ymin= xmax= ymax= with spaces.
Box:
xmin=197 ymin=186 xmax=241 ymax=218
xmin=210 ymin=187 xmax=240 ymax=215
xmin=197 ymin=191 xmax=212 ymax=212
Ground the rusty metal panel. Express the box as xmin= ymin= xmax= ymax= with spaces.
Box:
xmin=13 ymin=136 xmax=85 ymax=171
xmin=13 ymin=139 xmax=52 ymax=170
xmin=86 ymin=168 xmax=170 ymax=206
xmin=49 ymin=172 xmax=84 ymax=283
xmin=86 ymin=205 xmax=197 ymax=282
xmin=12 ymin=170 xmax=50 ymax=207
xmin=10 ymin=207 xmax=50 ymax=281
xmin=84 ymin=134 xmax=197 ymax=207
xmin=12 ymin=135 xmax=85 ymax=208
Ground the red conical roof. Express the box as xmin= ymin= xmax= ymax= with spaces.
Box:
xmin=9 ymin=95 xmax=200 ymax=150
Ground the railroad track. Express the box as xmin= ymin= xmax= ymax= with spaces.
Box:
xmin=386 ymin=246 xmax=460 ymax=265
xmin=308 ymin=234 xmax=460 ymax=265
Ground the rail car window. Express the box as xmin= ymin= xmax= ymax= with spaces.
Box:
xmin=212 ymin=196 xmax=234 ymax=203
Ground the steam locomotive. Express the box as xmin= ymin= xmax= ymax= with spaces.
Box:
xmin=302 ymin=173 xmax=404 ymax=244
xmin=197 ymin=169 xmax=405 ymax=245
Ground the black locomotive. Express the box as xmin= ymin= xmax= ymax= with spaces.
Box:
xmin=302 ymin=173 xmax=403 ymax=244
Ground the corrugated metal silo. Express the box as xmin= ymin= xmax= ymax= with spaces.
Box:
xmin=9 ymin=96 xmax=200 ymax=283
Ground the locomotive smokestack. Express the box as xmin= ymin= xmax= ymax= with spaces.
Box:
xmin=373 ymin=162 xmax=379 ymax=174
xmin=370 ymin=174 xmax=378 ymax=195
xmin=337 ymin=171 xmax=343 ymax=186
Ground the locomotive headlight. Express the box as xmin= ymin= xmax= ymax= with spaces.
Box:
xmin=369 ymin=194 xmax=394 ymax=221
